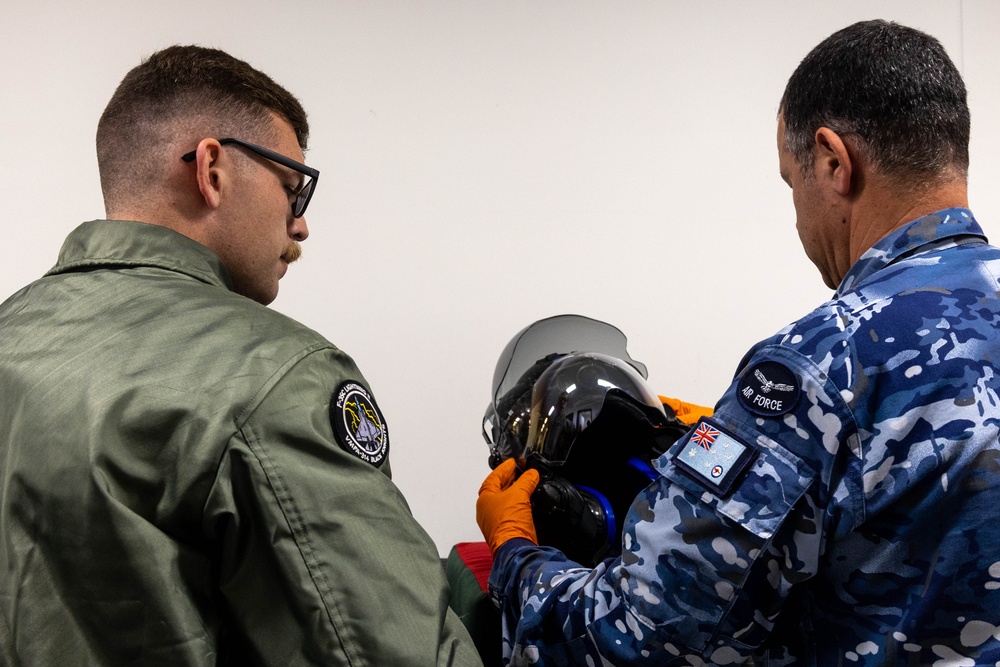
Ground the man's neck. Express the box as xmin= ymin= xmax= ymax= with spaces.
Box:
xmin=848 ymin=177 xmax=969 ymax=267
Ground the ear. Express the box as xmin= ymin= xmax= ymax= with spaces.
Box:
xmin=192 ymin=138 xmax=225 ymax=211
xmin=813 ymin=127 xmax=853 ymax=196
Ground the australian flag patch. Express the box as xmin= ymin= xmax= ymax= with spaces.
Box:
xmin=671 ymin=418 xmax=757 ymax=497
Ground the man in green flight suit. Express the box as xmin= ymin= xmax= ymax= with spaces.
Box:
xmin=0 ymin=45 xmax=481 ymax=666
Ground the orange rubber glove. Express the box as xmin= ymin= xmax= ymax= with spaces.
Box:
xmin=476 ymin=458 xmax=541 ymax=555
xmin=659 ymin=395 xmax=714 ymax=425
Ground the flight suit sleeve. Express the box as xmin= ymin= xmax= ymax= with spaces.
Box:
xmin=489 ymin=343 xmax=861 ymax=665
xmin=202 ymin=344 xmax=482 ymax=666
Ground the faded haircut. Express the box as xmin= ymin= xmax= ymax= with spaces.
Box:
xmin=779 ymin=20 xmax=969 ymax=180
xmin=96 ymin=45 xmax=309 ymax=213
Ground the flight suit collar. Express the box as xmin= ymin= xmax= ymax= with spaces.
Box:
xmin=46 ymin=219 xmax=234 ymax=291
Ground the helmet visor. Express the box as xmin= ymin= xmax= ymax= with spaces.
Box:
xmin=525 ymin=352 xmax=665 ymax=466
xmin=490 ymin=314 xmax=647 ymax=408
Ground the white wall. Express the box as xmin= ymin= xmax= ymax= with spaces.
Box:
xmin=2 ymin=1 xmax=998 ymax=555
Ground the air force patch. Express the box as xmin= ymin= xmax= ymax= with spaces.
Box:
xmin=737 ymin=361 xmax=800 ymax=417
xmin=671 ymin=418 xmax=757 ymax=497
xmin=331 ymin=381 xmax=389 ymax=467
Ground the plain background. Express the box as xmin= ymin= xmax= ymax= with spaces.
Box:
xmin=2 ymin=1 xmax=998 ymax=555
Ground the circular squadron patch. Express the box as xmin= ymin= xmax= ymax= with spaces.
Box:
xmin=331 ymin=381 xmax=389 ymax=467
xmin=737 ymin=361 xmax=801 ymax=417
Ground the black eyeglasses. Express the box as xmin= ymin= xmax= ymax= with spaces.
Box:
xmin=181 ymin=138 xmax=319 ymax=218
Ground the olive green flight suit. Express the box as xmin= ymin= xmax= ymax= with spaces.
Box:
xmin=0 ymin=220 xmax=481 ymax=666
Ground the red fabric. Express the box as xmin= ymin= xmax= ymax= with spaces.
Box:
xmin=454 ymin=541 xmax=494 ymax=594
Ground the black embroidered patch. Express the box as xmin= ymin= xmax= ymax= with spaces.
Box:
xmin=331 ymin=381 xmax=389 ymax=466
xmin=737 ymin=361 xmax=800 ymax=417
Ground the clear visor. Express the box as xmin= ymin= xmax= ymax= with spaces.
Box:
xmin=490 ymin=314 xmax=647 ymax=408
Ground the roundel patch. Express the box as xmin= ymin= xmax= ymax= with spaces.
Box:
xmin=737 ymin=361 xmax=801 ymax=417
xmin=331 ymin=381 xmax=389 ymax=467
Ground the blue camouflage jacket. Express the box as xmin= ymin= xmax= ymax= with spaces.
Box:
xmin=490 ymin=208 xmax=1000 ymax=666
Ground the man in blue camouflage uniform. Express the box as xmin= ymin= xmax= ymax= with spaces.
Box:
xmin=476 ymin=20 xmax=1000 ymax=666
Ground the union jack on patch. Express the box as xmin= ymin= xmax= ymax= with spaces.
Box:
xmin=691 ymin=423 xmax=720 ymax=449
xmin=672 ymin=418 xmax=758 ymax=497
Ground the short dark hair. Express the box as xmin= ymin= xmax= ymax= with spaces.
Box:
xmin=779 ymin=20 xmax=969 ymax=179
xmin=97 ymin=45 xmax=309 ymax=212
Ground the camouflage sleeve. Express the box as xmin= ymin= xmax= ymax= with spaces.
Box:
xmin=489 ymin=342 xmax=860 ymax=665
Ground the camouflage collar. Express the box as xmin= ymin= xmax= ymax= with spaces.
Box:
xmin=837 ymin=208 xmax=983 ymax=296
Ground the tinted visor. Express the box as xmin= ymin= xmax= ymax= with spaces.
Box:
xmin=525 ymin=352 xmax=665 ymax=466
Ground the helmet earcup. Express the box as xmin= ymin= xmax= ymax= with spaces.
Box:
xmin=531 ymin=477 xmax=616 ymax=567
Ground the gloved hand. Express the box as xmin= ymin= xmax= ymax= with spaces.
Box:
xmin=659 ymin=395 xmax=714 ymax=425
xmin=476 ymin=458 xmax=541 ymax=554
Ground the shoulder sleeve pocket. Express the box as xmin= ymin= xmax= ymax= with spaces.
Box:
xmin=652 ymin=421 xmax=817 ymax=540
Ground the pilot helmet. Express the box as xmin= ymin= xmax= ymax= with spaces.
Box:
xmin=481 ymin=315 xmax=689 ymax=566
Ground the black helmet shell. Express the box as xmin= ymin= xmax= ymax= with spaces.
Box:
xmin=482 ymin=314 xmax=649 ymax=468
xmin=524 ymin=352 xmax=666 ymax=468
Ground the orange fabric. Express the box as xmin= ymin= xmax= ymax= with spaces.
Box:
xmin=476 ymin=459 xmax=540 ymax=554
xmin=659 ymin=395 xmax=714 ymax=425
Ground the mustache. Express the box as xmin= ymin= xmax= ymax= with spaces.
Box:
xmin=283 ymin=242 xmax=302 ymax=264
